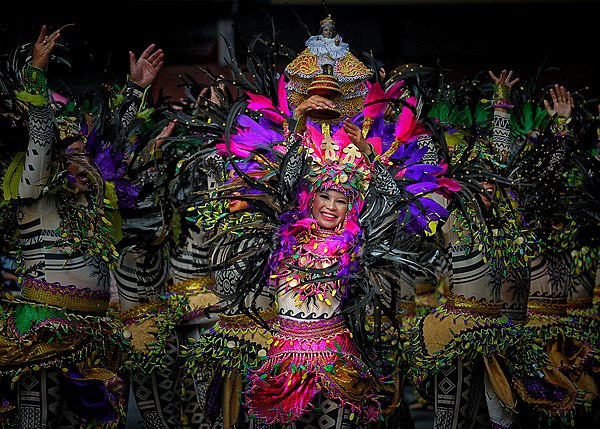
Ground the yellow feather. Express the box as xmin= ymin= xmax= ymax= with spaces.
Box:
xmin=3 ymin=152 xmax=25 ymax=200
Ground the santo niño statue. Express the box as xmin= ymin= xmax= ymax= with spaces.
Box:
xmin=284 ymin=14 xmax=372 ymax=120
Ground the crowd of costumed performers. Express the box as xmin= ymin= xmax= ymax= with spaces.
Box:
xmin=396 ymin=66 xmax=600 ymax=429
xmin=0 ymin=10 xmax=599 ymax=429
xmin=0 ymin=23 xmax=222 ymax=429
xmin=0 ymin=23 xmax=169 ymax=428
xmin=169 ymin=12 xmax=600 ymax=429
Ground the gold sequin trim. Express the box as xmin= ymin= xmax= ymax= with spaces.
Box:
xmin=567 ymin=296 xmax=593 ymax=310
xmin=120 ymin=301 xmax=168 ymax=324
xmin=0 ymin=332 xmax=87 ymax=367
xmin=527 ymin=300 xmax=569 ymax=315
xmin=219 ymin=305 xmax=278 ymax=326
xmin=167 ymin=276 xmax=216 ymax=294
xmin=444 ymin=293 xmax=503 ymax=315
xmin=21 ymin=278 xmax=109 ymax=314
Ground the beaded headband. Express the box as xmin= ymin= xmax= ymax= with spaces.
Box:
xmin=316 ymin=180 xmax=354 ymax=200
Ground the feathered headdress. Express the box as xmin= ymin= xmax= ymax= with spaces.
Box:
xmin=302 ymin=123 xmax=376 ymax=202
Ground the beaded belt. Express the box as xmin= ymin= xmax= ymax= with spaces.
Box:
xmin=21 ymin=277 xmax=110 ymax=314
xmin=274 ymin=315 xmax=347 ymax=340
xmin=270 ymin=315 xmax=360 ymax=357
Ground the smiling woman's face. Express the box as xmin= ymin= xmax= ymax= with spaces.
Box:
xmin=480 ymin=180 xmax=496 ymax=209
xmin=311 ymin=189 xmax=349 ymax=230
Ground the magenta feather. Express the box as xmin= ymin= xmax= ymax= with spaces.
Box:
xmin=393 ymin=96 xmax=418 ymax=142
xmin=437 ymin=177 xmax=462 ymax=193
xmin=363 ymin=81 xmax=387 ymax=118
xmin=247 ymin=92 xmax=274 ymax=111
xmin=277 ymin=74 xmax=290 ymax=116
xmin=216 ymin=139 xmax=251 ymax=158
xmin=217 ymin=115 xmax=284 ymax=158
xmin=247 ymin=92 xmax=285 ymax=124
xmin=385 ymin=80 xmax=405 ymax=101
xmin=363 ymin=81 xmax=406 ymax=120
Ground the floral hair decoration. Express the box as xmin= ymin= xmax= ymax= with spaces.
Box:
xmin=302 ymin=122 xmax=378 ymax=205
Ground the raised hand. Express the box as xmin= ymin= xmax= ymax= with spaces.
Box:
xmin=294 ymin=95 xmax=337 ymax=119
xmin=343 ymin=118 xmax=371 ymax=156
xmin=543 ymin=84 xmax=574 ymax=119
xmin=488 ymin=69 xmax=520 ymax=88
xmin=154 ymin=120 xmax=177 ymax=151
xmin=129 ymin=43 xmax=164 ymax=88
xmin=32 ymin=25 xmax=62 ymax=70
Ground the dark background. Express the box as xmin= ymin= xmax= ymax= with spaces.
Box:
xmin=1 ymin=0 xmax=598 ymax=102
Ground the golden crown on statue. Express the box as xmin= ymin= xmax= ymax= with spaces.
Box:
xmin=320 ymin=14 xmax=335 ymax=29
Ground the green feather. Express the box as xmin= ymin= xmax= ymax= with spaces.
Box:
xmin=3 ymin=152 xmax=25 ymax=200
xmin=14 ymin=90 xmax=47 ymax=107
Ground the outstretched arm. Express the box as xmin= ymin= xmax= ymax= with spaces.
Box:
xmin=488 ymin=69 xmax=520 ymax=164
xmin=543 ymin=84 xmax=574 ymax=120
xmin=31 ymin=24 xmax=64 ymax=70
xmin=117 ymin=44 xmax=165 ymax=161
xmin=19 ymin=25 xmax=63 ymax=199
xmin=544 ymin=84 xmax=575 ymax=172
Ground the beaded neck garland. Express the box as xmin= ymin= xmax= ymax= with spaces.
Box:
xmin=451 ymin=196 xmax=538 ymax=277
xmin=298 ymin=224 xmax=339 ymax=254
xmin=52 ymin=185 xmax=119 ymax=269
xmin=539 ymin=213 xmax=598 ymax=278
xmin=272 ymin=220 xmax=359 ymax=306
xmin=187 ymin=199 xmax=266 ymax=237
